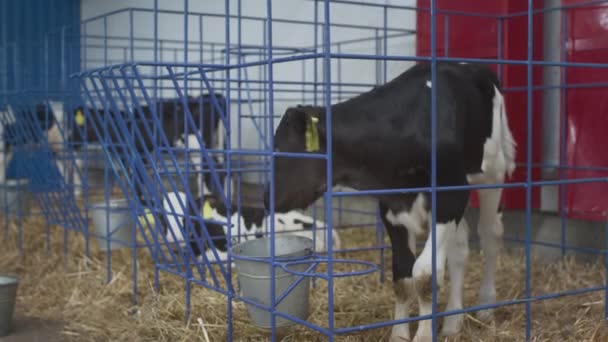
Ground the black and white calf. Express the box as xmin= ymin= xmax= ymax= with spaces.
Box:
xmin=263 ymin=62 xmax=516 ymax=341
xmin=64 ymin=93 xmax=226 ymax=201
xmin=135 ymin=93 xmax=228 ymax=200
xmin=154 ymin=191 xmax=341 ymax=266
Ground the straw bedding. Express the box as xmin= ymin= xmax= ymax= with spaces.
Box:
xmin=0 ymin=211 xmax=607 ymax=342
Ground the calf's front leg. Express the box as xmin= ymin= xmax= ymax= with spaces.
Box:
xmin=411 ymin=220 xmax=453 ymax=342
xmin=381 ymin=203 xmax=417 ymax=342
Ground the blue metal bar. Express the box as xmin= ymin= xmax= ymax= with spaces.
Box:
xmin=80 ymin=6 xmax=412 ymax=33
xmin=224 ymin=0 xmax=235 ymax=339
xmin=503 ymin=0 xmax=608 ymax=19
xmin=383 ymin=6 xmax=388 ymax=83
xmin=329 ymin=177 xmax=608 ymax=197
xmin=33 ymin=78 xmax=608 ymax=99
xmin=430 ymin=0 xmax=439 ymax=339
xmin=264 ymin=0 xmax=278 ymax=340
xmin=322 ymin=0 xmax=336 ymax=339
xmin=77 ymin=30 xmax=413 ymax=49
xmin=302 ymin=0 xmax=503 ymax=18
xmin=72 ymin=54 xmax=608 ymax=83
xmin=525 ymin=0 xmax=534 ymax=339
xmin=129 ymin=9 xmax=134 ymax=62
xmin=560 ymin=10 xmax=568 ymax=259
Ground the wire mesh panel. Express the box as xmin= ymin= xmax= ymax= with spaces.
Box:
xmin=77 ymin=63 xmax=236 ymax=292
xmin=59 ymin=0 xmax=608 ymax=341
xmin=0 ymin=23 xmax=90 ymax=263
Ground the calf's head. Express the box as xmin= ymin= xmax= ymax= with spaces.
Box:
xmin=263 ymin=105 xmax=328 ymax=212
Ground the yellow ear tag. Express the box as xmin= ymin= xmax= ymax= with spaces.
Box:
xmin=75 ymin=110 xmax=85 ymax=126
xmin=139 ymin=208 xmax=155 ymax=225
xmin=305 ymin=115 xmax=320 ymax=152
xmin=202 ymin=199 xmax=213 ymax=219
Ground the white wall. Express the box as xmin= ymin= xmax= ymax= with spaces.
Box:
xmin=80 ymin=0 xmax=417 ymax=183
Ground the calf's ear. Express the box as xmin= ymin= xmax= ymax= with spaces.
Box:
xmin=285 ymin=106 xmax=325 ymax=142
xmin=283 ymin=106 xmax=309 ymax=135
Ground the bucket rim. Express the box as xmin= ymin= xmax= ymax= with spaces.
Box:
xmin=0 ymin=273 xmax=20 ymax=286
xmin=230 ymin=235 xmax=314 ymax=260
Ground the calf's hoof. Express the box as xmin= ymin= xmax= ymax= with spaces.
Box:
xmin=475 ymin=308 xmax=494 ymax=322
xmin=411 ymin=335 xmax=432 ymax=342
xmin=440 ymin=314 xmax=463 ymax=336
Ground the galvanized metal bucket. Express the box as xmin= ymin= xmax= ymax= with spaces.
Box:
xmin=90 ymin=198 xmax=135 ymax=251
xmin=0 ymin=179 xmax=30 ymax=217
xmin=231 ymin=235 xmax=314 ymax=329
xmin=0 ymin=274 xmax=19 ymax=337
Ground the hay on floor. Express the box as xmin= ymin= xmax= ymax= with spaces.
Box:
xmin=0 ymin=212 xmax=607 ymax=342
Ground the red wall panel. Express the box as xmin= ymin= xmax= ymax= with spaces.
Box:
xmin=416 ymin=0 xmax=544 ymax=211
xmin=562 ymin=2 xmax=608 ymax=221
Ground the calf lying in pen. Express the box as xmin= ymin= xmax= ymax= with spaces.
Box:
xmin=145 ymin=191 xmax=342 ymax=266
xmin=263 ymin=61 xmax=516 ymax=341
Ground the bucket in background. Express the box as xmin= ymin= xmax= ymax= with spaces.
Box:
xmin=231 ymin=235 xmax=314 ymax=329
xmin=0 ymin=179 xmax=30 ymax=217
xmin=90 ymin=198 xmax=135 ymax=251
xmin=0 ymin=274 xmax=19 ymax=337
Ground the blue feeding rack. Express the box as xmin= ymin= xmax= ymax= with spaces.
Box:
xmin=55 ymin=0 xmax=608 ymax=341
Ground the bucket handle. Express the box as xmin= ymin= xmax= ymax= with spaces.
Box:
xmin=278 ymin=257 xmax=379 ymax=278
xmin=229 ymin=249 xmax=314 ymax=263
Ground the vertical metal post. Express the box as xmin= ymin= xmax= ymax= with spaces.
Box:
xmin=83 ymin=23 xmax=88 ymax=71
xmin=152 ymin=0 xmax=161 ymax=299
xmin=322 ymin=0 xmax=335 ymax=340
xmin=103 ymin=17 xmax=108 ymax=67
xmin=265 ymin=1 xmax=278 ymax=340
xmin=236 ymin=0 xmax=243 ymax=224
xmin=375 ymin=29 xmax=381 ymax=85
xmin=182 ymin=0 xmax=192 ymax=323
xmin=560 ymin=9 xmax=568 ymax=258
xmin=129 ymin=9 xmax=134 ymax=62
xmin=336 ymin=43 xmax=343 ymax=233
xmin=429 ymin=0 xmax=439 ymax=340
xmin=225 ymin=1 xmax=234 ymax=341
xmin=102 ymin=61 xmax=112 ymax=292
xmin=44 ymin=34 xmax=51 ymax=255
xmin=314 ymin=0 xmax=319 ymax=106
xmin=525 ymin=0 xmax=534 ymax=340
xmin=1 ymin=0 xmax=6 ymax=96
xmin=383 ymin=5 xmax=388 ymax=82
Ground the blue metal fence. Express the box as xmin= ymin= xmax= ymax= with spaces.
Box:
xmin=1 ymin=0 xmax=606 ymax=340
xmin=69 ymin=1 xmax=608 ymax=341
